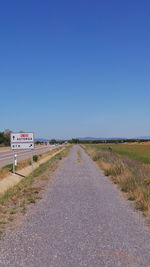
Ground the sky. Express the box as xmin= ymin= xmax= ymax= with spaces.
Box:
xmin=0 ymin=0 xmax=150 ymax=139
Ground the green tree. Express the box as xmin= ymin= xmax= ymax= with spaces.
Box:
xmin=49 ymin=139 xmax=57 ymax=144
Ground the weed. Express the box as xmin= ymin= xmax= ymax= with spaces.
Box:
xmin=10 ymin=208 xmax=16 ymax=215
xmin=0 ymin=229 xmax=3 ymax=236
xmin=40 ymin=176 xmax=48 ymax=181
xmin=128 ymin=195 xmax=136 ymax=201
xmin=20 ymin=205 xmax=27 ymax=215
xmin=33 ymin=155 xmax=39 ymax=162
xmin=0 ymin=220 xmax=7 ymax=225
xmin=77 ymin=150 xmax=83 ymax=163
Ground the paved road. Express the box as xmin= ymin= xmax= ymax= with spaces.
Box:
xmin=0 ymin=145 xmax=60 ymax=168
xmin=0 ymin=146 xmax=150 ymax=267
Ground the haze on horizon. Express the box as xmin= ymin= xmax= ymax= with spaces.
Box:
xmin=0 ymin=1 xmax=150 ymax=140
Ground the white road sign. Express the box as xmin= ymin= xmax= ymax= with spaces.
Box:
xmin=11 ymin=143 xmax=34 ymax=150
xmin=11 ymin=133 xmax=34 ymax=150
xmin=11 ymin=133 xmax=34 ymax=143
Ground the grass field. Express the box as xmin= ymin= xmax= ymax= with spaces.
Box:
xmin=89 ymin=143 xmax=150 ymax=164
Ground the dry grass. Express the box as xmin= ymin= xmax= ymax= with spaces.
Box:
xmin=83 ymin=144 xmax=150 ymax=217
xmin=0 ymin=146 xmax=71 ymax=237
xmin=0 ymin=160 xmax=32 ymax=181
xmin=0 ymin=167 xmax=12 ymax=180
xmin=77 ymin=150 xmax=83 ymax=163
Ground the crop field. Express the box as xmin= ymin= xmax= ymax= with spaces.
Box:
xmin=89 ymin=143 xmax=150 ymax=164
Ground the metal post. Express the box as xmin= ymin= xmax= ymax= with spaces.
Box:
xmin=15 ymin=154 xmax=17 ymax=166
xmin=31 ymin=149 xmax=34 ymax=171
xmin=13 ymin=151 xmax=15 ymax=174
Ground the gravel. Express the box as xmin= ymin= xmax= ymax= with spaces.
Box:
xmin=0 ymin=145 xmax=150 ymax=267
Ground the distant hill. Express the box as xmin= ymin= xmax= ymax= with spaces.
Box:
xmin=35 ymin=138 xmax=49 ymax=142
xmin=137 ymin=136 xmax=150 ymax=139
xmin=77 ymin=137 xmax=150 ymax=140
xmin=77 ymin=137 xmax=126 ymax=140
xmin=35 ymin=136 xmax=150 ymax=142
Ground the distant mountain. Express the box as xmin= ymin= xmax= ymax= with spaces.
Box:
xmin=35 ymin=138 xmax=49 ymax=142
xmin=35 ymin=136 xmax=150 ymax=142
xmin=78 ymin=136 xmax=150 ymax=140
xmin=77 ymin=137 xmax=127 ymax=140
xmin=137 ymin=136 xmax=150 ymax=139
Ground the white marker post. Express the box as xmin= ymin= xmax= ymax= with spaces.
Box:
xmin=14 ymin=154 xmax=17 ymax=166
xmin=13 ymin=153 xmax=17 ymax=174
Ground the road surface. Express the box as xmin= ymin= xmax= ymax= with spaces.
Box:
xmin=0 ymin=145 xmax=60 ymax=168
xmin=0 ymin=146 xmax=150 ymax=266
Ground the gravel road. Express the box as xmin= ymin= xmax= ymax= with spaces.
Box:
xmin=0 ymin=146 xmax=150 ymax=267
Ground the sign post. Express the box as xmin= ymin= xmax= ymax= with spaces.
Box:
xmin=11 ymin=133 xmax=34 ymax=174
xmin=31 ymin=149 xmax=34 ymax=171
xmin=14 ymin=154 xmax=17 ymax=166
xmin=13 ymin=151 xmax=15 ymax=174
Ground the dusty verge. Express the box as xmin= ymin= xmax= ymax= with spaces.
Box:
xmin=0 ymin=148 xmax=65 ymax=195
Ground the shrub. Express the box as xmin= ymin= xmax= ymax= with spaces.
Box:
xmin=33 ymin=155 xmax=38 ymax=162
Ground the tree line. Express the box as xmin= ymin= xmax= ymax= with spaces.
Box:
xmin=67 ymin=138 xmax=150 ymax=144
xmin=0 ymin=129 xmax=11 ymax=146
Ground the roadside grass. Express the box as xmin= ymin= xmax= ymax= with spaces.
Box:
xmin=0 ymin=165 xmax=13 ymax=180
xmin=0 ymin=160 xmax=33 ymax=181
xmin=83 ymin=144 xmax=150 ymax=217
xmin=0 ymin=146 xmax=70 ymax=237
xmin=0 ymin=147 xmax=62 ymax=180
xmin=77 ymin=150 xmax=83 ymax=163
xmin=90 ymin=143 xmax=150 ymax=164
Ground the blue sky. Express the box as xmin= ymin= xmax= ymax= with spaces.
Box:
xmin=0 ymin=0 xmax=150 ymax=139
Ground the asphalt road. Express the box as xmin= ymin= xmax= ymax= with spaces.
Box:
xmin=0 ymin=145 xmax=60 ymax=168
xmin=0 ymin=146 xmax=150 ymax=266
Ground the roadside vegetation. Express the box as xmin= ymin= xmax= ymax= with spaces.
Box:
xmin=0 ymin=161 xmax=32 ymax=180
xmin=0 ymin=130 xmax=11 ymax=146
xmin=83 ymin=144 xmax=150 ymax=217
xmin=77 ymin=149 xmax=83 ymax=163
xmin=0 ymin=146 xmax=70 ymax=237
